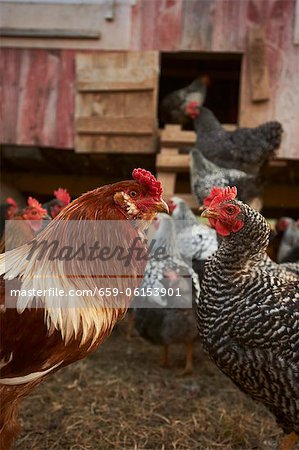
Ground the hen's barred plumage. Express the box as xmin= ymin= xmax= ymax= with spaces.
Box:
xmin=196 ymin=193 xmax=299 ymax=438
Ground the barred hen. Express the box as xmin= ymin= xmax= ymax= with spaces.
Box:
xmin=0 ymin=169 xmax=168 ymax=449
xmin=134 ymin=214 xmax=199 ymax=374
xmin=160 ymin=76 xmax=208 ymax=126
xmin=190 ymin=148 xmax=262 ymax=209
xmin=203 ymin=187 xmax=299 ymax=283
xmin=188 ymin=106 xmax=282 ymax=174
xmin=196 ymin=186 xmax=299 ymax=450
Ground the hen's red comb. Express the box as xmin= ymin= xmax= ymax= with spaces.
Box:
xmin=6 ymin=197 xmax=17 ymax=208
xmin=208 ymin=186 xmax=238 ymax=208
xmin=203 ymin=187 xmax=224 ymax=206
xmin=132 ymin=168 xmax=163 ymax=200
xmin=54 ymin=188 xmax=71 ymax=205
xmin=27 ymin=197 xmax=47 ymax=215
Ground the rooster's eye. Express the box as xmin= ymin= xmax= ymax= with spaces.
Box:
xmin=130 ymin=191 xmax=138 ymax=198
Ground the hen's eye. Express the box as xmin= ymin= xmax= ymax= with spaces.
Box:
xmin=226 ymin=206 xmax=236 ymax=215
xmin=130 ymin=191 xmax=138 ymax=198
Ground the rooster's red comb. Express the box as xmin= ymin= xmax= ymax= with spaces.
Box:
xmin=206 ymin=186 xmax=238 ymax=208
xmin=132 ymin=168 xmax=163 ymax=199
xmin=27 ymin=197 xmax=47 ymax=215
xmin=54 ymin=188 xmax=71 ymax=205
xmin=6 ymin=197 xmax=17 ymax=208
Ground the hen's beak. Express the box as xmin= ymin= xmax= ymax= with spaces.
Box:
xmin=154 ymin=198 xmax=169 ymax=214
xmin=201 ymin=208 xmax=218 ymax=219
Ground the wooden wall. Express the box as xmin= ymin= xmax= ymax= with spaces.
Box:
xmin=1 ymin=0 xmax=299 ymax=159
xmin=131 ymin=0 xmax=299 ymax=159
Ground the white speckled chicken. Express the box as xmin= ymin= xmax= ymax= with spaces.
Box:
xmin=170 ymin=196 xmax=218 ymax=280
xmin=134 ymin=214 xmax=200 ymax=374
xmin=196 ymin=186 xmax=299 ymax=450
xmin=190 ymin=148 xmax=262 ymax=208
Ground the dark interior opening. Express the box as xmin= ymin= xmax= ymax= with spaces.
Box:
xmin=158 ymin=51 xmax=242 ymax=127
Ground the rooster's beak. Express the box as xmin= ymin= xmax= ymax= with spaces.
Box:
xmin=201 ymin=208 xmax=218 ymax=219
xmin=154 ymin=199 xmax=169 ymax=214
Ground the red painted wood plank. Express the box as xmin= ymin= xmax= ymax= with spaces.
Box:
xmin=39 ymin=51 xmax=60 ymax=146
xmin=0 ymin=48 xmax=21 ymax=144
xmin=55 ymin=50 xmax=75 ymax=149
xmin=17 ymin=49 xmax=49 ymax=145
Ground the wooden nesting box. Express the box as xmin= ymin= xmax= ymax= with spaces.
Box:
xmin=75 ymin=51 xmax=159 ymax=154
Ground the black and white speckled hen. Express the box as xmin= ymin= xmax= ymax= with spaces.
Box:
xmin=170 ymin=196 xmax=218 ymax=281
xmin=134 ymin=214 xmax=200 ymax=374
xmin=196 ymin=186 xmax=299 ymax=450
xmin=188 ymin=106 xmax=282 ymax=175
xmin=160 ymin=76 xmax=208 ymax=126
xmin=190 ymin=148 xmax=263 ymax=209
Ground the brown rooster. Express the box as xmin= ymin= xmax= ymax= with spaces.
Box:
xmin=0 ymin=169 xmax=168 ymax=449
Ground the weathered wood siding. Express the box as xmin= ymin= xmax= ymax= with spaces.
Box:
xmin=75 ymin=52 xmax=159 ymax=153
xmin=1 ymin=0 xmax=298 ymax=158
xmin=0 ymin=48 xmax=75 ymax=148
xmin=131 ymin=0 xmax=299 ymax=159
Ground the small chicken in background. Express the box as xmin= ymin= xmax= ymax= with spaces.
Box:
xmin=277 ymin=218 xmax=299 ymax=263
xmin=133 ymin=213 xmax=199 ymax=374
xmin=186 ymin=106 xmax=282 ymax=175
xmin=0 ymin=198 xmax=18 ymax=242
xmin=0 ymin=169 xmax=168 ymax=450
xmin=160 ymin=76 xmax=209 ymax=127
xmin=170 ymin=196 xmax=218 ymax=280
xmin=196 ymin=186 xmax=299 ymax=450
xmin=190 ymin=148 xmax=263 ymax=210
xmin=43 ymin=187 xmax=71 ymax=219
xmin=0 ymin=197 xmax=48 ymax=253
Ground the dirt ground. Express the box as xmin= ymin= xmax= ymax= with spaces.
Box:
xmin=14 ymin=321 xmax=282 ymax=450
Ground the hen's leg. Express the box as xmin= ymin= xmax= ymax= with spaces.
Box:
xmin=183 ymin=342 xmax=193 ymax=374
xmin=279 ymin=432 xmax=298 ymax=450
xmin=161 ymin=344 xmax=169 ymax=368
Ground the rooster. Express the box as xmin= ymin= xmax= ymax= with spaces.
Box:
xmin=196 ymin=186 xmax=299 ymax=450
xmin=187 ymin=106 xmax=282 ymax=175
xmin=0 ymin=197 xmax=48 ymax=253
xmin=0 ymin=169 xmax=168 ymax=449
xmin=160 ymin=76 xmax=209 ymax=126
xmin=43 ymin=187 xmax=71 ymax=219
